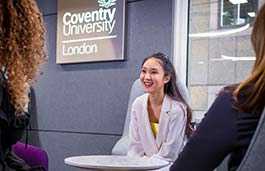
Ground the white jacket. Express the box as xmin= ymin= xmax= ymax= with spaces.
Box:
xmin=128 ymin=93 xmax=187 ymax=162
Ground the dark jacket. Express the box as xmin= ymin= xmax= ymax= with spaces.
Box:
xmin=0 ymin=80 xmax=31 ymax=171
xmin=170 ymin=89 xmax=260 ymax=171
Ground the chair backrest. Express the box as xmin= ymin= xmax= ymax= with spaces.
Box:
xmin=111 ymin=78 xmax=190 ymax=155
xmin=13 ymin=142 xmax=49 ymax=171
xmin=236 ymin=108 xmax=265 ymax=171
xmin=122 ymin=79 xmax=145 ymax=136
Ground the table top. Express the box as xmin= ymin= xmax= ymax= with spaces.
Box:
xmin=64 ymin=155 xmax=169 ymax=170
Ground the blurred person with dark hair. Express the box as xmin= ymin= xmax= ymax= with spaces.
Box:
xmin=170 ymin=3 xmax=265 ymax=171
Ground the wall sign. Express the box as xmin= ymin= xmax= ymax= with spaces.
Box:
xmin=57 ymin=0 xmax=125 ymax=64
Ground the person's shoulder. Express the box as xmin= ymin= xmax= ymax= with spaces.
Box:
xmin=132 ymin=93 xmax=148 ymax=107
xmin=215 ymin=84 xmax=239 ymax=99
xmin=168 ymin=96 xmax=187 ymax=116
xmin=172 ymin=100 xmax=186 ymax=111
xmin=209 ymin=84 xmax=237 ymax=111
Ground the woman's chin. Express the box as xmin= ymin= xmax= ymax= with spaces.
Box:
xmin=143 ymin=87 xmax=153 ymax=93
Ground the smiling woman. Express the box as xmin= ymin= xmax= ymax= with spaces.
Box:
xmin=127 ymin=53 xmax=193 ymax=170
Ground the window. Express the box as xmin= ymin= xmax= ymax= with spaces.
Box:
xmin=187 ymin=0 xmax=261 ymax=122
xmin=220 ymin=0 xmax=258 ymax=28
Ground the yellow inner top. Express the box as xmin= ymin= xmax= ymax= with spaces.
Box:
xmin=150 ymin=122 xmax=159 ymax=138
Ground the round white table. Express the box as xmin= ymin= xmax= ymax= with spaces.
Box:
xmin=64 ymin=155 xmax=169 ymax=170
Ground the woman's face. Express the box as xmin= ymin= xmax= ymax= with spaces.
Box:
xmin=140 ymin=58 xmax=170 ymax=95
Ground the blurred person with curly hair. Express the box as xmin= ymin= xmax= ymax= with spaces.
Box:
xmin=0 ymin=0 xmax=47 ymax=170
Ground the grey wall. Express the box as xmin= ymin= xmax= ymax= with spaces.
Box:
xmin=27 ymin=0 xmax=173 ymax=170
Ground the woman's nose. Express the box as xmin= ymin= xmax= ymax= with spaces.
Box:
xmin=145 ymin=72 xmax=151 ymax=79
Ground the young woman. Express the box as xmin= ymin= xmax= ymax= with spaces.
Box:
xmin=0 ymin=0 xmax=47 ymax=170
xmin=170 ymin=4 xmax=265 ymax=171
xmin=128 ymin=53 xmax=192 ymax=163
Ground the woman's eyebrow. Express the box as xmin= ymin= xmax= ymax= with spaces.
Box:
xmin=150 ymin=67 xmax=159 ymax=71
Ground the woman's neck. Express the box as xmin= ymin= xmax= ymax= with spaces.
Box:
xmin=148 ymin=91 xmax=165 ymax=106
xmin=147 ymin=91 xmax=165 ymax=123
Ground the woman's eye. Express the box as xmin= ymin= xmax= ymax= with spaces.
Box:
xmin=141 ymin=70 xmax=146 ymax=73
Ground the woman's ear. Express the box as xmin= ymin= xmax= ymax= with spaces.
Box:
xmin=163 ymin=75 xmax=170 ymax=84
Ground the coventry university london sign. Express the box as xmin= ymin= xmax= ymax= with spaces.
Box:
xmin=57 ymin=0 xmax=125 ymax=64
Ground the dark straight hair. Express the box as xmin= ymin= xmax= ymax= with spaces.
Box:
xmin=142 ymin=52 xmax=193 ymax=136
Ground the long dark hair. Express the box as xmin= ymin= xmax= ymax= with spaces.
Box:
xmin=142 ymin=52 xmax=193 ymax=136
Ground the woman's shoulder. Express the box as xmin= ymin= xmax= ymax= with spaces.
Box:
xmin=206 ymin=85 xmax=237 ymax=116
xmin=211 ymin=84 xmax=238 ymax=104
xmin=218 ymin=84 xmax=238 ymax=95
xmin=167 ymin=96 xmax=187 ymax=115
xmin=132 ymin=93 xmax=148 ymax=108
xmin=133 ymin=93 xmax=147 ymax=103
xmin=172 ymin=99 xmax=186 ymax=110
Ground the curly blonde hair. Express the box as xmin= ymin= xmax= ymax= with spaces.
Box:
xmin=0 ymin=0 xmax=47 ymax=113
